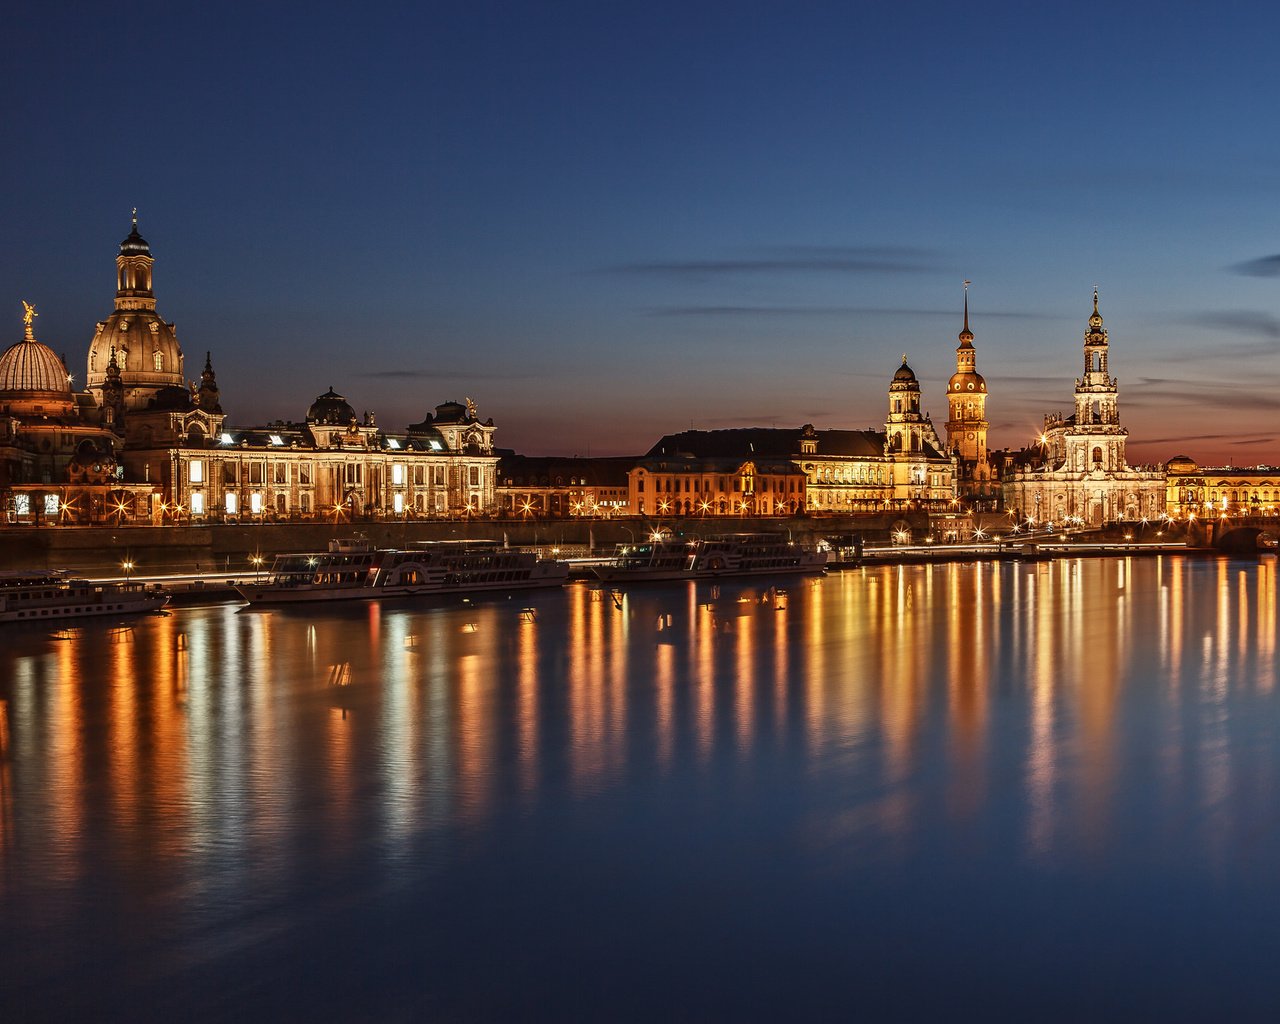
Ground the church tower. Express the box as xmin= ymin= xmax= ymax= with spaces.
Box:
xmin=885 ymin=356 xmax=925 ymax=455
xmin=945 ymin=282 xmax=988 ymax=465
xmin=945 ymin=283 xmax=992 ymax=504
xmin=87 ymin=213 xmax=186 ymax=410
xmin=1067 ymin=288 xmax=1127 ymax=472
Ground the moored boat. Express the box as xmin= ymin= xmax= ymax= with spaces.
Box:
xmin=0 ymin=572 xmax=169 ymax=624
xmin=593 ymin=532 xmax=827 ymax=583
xmin=235 ymin=539 xmax=570 ymax=605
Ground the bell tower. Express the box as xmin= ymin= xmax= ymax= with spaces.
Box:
xmin=115 ymin=210 xmax=156 ymax=312
xmin=945 ymin=281 xmax=988 ymax=466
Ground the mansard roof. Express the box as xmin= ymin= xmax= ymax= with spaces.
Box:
xmin=497 ymin=454 xmax=634 ymax=488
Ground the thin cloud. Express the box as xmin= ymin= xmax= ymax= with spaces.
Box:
xmin=1230 ymin=255 xmax=1280 ymax=278
xmin=1183 ymin=311 xmax=1280 ymax=341
xmin=645 ymin=305 xmax=1064 ymax=319
xmin=356 ymin=369 xmax=539 ymax=381
xmin=599 ymin=244 xmax=939 ymax=278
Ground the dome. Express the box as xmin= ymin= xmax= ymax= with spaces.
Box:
xmin=0 ymin=329 xmax=70 ymax=395
xmin=1166 ymin=455 xmax=1199 ymax=475
xmin=432 ymin=400 xmax=468 ymax=423
xmin=119 ymin=224 xmax=151 ymax=257
xmin=948 ymin=370 xmax=987 ymax=393
xmin=307 ymin=386 xmax=356 ymax=425
xmin=890 ymin=358 xmax=919 ymax=388
xmin=87 ymin=313 xmax=184 ymax=398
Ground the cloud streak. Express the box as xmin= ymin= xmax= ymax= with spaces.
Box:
xmin=1230 ymin=255 xmax=1280 ymax=278
xmin=356 ymin=369 xmax=539 ymax=381
xmin=600 ymin=244 xmax=939 ymax=278
xmin=645 ymin=305 xmax=1065 ymax=320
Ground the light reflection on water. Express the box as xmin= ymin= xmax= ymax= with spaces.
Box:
xmin=2 ymin=556 xmax=1280 ymax=1019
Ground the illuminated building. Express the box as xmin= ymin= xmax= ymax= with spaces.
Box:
xmin=634 ymin=358 xmax=956 ymax=515
xmin=1 ymin=219 xmax=500 ymax=523
xmin=1164 ymin=456 xmax=1280 ymax=519
xmin=1002 ymin=291 xmax=1164 ymax=525
xmin=0 ymin=302 xmax=155 ymax=523
xmin=496 ymin=455 xmax=633 ymax=517
xmin=944 ymin=284 xmax=995 ymax=506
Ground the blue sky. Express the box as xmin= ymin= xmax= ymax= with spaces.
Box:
xmin=4 ymin=1 xmax=1279 ymax=462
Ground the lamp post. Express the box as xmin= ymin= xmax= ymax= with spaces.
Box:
xmin=122 ymin=559 xmax=133 ymax=582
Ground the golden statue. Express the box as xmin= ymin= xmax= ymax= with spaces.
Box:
xmin=22 ymin=301 xmax=37 ymax=328
xmin=465 ymin=396 xmax=478 ymax=419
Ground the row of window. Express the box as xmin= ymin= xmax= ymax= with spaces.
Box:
xmin=188 ymin=461 xmax=481 ymax=488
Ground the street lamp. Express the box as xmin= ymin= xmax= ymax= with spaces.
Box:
xmin=122 ymin=559 xmax=134 ymax=581
xmin=251 ymin=554 xmax=264 ymax=580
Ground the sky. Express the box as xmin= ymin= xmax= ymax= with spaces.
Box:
xmin=3 ymin=1 xmax=1279 ymax=464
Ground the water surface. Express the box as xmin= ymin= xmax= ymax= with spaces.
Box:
xmin=2 ymin=557 xmax=1278 ymax=1020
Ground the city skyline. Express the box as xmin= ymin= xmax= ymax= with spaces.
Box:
xmin=4 ymin=2 xmax=1279 ymax=464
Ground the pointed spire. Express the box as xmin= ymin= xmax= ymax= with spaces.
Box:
xmin=959 ymin=280 xmax=974 ymax=345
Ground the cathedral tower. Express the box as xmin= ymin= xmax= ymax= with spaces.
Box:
xmin=87 ymin=214 xmax=186 ymax=410
xmin=945 ymin=282 xmax=988 ymax=465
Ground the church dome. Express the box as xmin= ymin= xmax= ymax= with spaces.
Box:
xmin=948 ymin=369 xmax=987 ymax=393
xmin=87 ymin=314 xmax=184 ymax=394
xmin=0 ymin=310 xmax=70 ymax=395
xmin=307 ymin=386 xmax=356 ymax=424
xmin=119 ymin=223 xmax=151 ymax=257
xmin=1165 ymin=455 xmax=1199 ymax=475
xmin=890 ymin=358 xmax=920 ymax=390
xmin=0 ymin=334 xmax=69 ymax=394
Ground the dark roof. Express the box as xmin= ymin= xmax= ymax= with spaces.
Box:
xmin=646 ymin=427 xmax=890 ymax=460
xmin=307 ymin=387 xmax=356 ymax=425
xmin=635 ymin=454 xmax=805 ymax=476
xmin=498 ymin=455 xmax=635 ymax=487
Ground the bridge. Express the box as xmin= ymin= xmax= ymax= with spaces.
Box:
xmin=1185 ymin=516 xmax=1280 ymax=553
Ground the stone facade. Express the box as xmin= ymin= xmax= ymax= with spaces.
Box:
xmin=1003 ymin=292 xmax=1164 ymax=525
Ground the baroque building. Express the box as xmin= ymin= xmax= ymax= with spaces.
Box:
xmin=0 ymin=219 xmax=501 ymax=524
xmin=944 ymin=285 xmax=995 ymax=506
xmin=1164 ymin=456 xmax=1280 ymax=519
xmin=631 ymin=359 xmax=956 ymax=515
xmin=1003 ymin=291 xmax=1164 ymax=525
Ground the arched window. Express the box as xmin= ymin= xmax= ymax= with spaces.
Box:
xmin=153 ymin=351 xmax=164 ymax=371
xmin=1092 ymin=447 xmax=1103 ymax=465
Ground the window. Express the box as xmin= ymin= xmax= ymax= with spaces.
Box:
xmin=469 ymin=466 xmax=480 ymax=486
xmin=225 ymin=492 xmax=238 ymax=514
xmin=273 ymin=463 xmax=288 ymax=485
xmin=220 ymin=432 xmax=234 ymax=445
xmin=299 ymin=462 xmax=312 ymax=485
xmin=300 ymin=493 xmax=311 ymax=514
xmin=191 ymin=491 xmax=205 ymax=515
xmin=392 ymin=464 xmax=405 ymax=485
xmin=44 ymin=494 xmax=59 ymax=516
xmin=250 ymin=492 xmax=263 ymax=514
xmin=413 ymin=465 xmax=425 ymax=485
xmin=153 ymin=351 xmax=164 ymax=371
xmin=393 ymin=493 xmax=404 ymax=514
xmin=190 ymin=460 xmax=204 ymax=484
xmin=14 ymin=494 xmax=30 ymax=516
xmin=268 ymin=434 xmax=284 ymax=446
xmin=433 ymin=466 xmax=444 ymax=485
xmin=249 ymin=463 xmax=264 ymax=485
xmin=223 ymin=462 xmax=238 ymax=484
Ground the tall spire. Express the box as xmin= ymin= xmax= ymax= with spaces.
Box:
xmin=959 ymin=280 xmax=973 ymax=345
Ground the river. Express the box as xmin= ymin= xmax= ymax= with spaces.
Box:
xmin=2 ymin=556 xmax=1278 ymax=1020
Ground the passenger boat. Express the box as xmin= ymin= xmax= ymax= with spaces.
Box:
xmin=0 ymin=572 xmax=169 ymax=624
xmin=593 ymin=533 xmax=828 ymax=583
xmin=235 ymin=539 xmax=570 ymax=605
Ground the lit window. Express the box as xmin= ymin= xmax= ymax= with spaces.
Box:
xmin=387 ymin=438 xmax=401 ymax=450
xmin=393 ymin=493 xmax=404 ymax=514
xmin=190 ymin=460 xmax=204 ymax=483
xmin=44 ymin=494 xmax=59 ymax=516
xmin=220 ymin=432 xmax=234 ymax=445
xmin=250 ymin=492 xmax=263 ymax=514
xmin=14 ymin=494 xmax=30 ymax=516
xmin=429 ymin=439 xmax=443 ymax=451
xmin=225 ymin=492 xmax=238 ymax=514
xmin=392 ymin=464 xmax=404 ymax=485
xmin=153 ymin=352 xmax=164 ymax=371
xmin=268 ymin=434 xmax=284 ymax=446
xmin=191 ymin=492 xmax=205 ymax=515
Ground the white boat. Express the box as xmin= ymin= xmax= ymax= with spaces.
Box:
xmin=593 ymin=532 xmax=827 ymax=583
xmin=0 ymin=572 xmax=169 ymax=624
xmin=235 ymin=539 xmax=570 ymax=605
